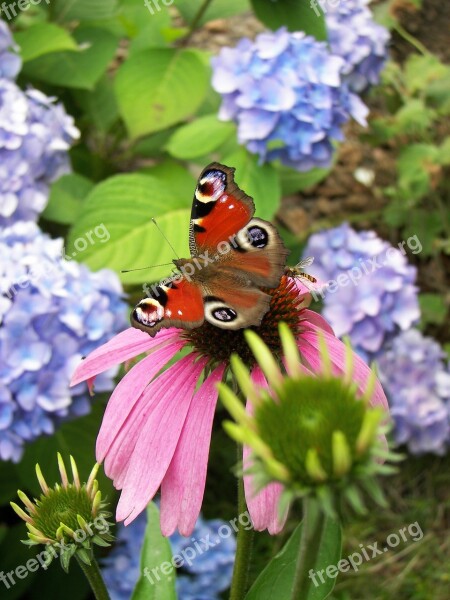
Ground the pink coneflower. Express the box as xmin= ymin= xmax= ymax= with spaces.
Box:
xmin=70 ymin=275 xmax=388 ymax=536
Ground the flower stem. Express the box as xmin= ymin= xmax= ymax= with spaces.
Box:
xmin=75 ymin=555 xmax=111 ymax=600
xmin=291 ymin=497 xmax=326 ymax=600
xmin=229 ymin=448 xmax=254 ymax=600
xmin=181 ymin=0 xmax=215 ymax=45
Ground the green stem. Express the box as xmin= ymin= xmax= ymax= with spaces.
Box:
xmin=229 ymin=450 xmax=254 ymax=600
xmin=291 ymin=497 xmax=326 ymax=600
xmin=182 ymin=0 xmax=215 ymax=44
xmin=75 ymin=555 xmax=111 ymax=600
xmin=393 ymin=23 xmax=430 ymax=56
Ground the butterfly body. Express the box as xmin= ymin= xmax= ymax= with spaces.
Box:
xmin=132 ymin=163 xmax=289 ymax=336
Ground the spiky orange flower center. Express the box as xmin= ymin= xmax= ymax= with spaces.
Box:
xmin=184 ymin=276 xmax=304 ymax=366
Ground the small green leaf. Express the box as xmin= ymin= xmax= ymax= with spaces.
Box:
xmin=14 ymin=23 xmax=78 ymax=62
xmin=73 ymin=75 xmax=119 ymax=132
xmin=403 ymin=210 xmax=443 ymax=257
xmin=52 ymin=0 xmax=120 ymax=22
xmin=419 ymin=294 xmax=447 ymax=326
xmin=115 ymin=48 xmax=209 ymax=139
xmin=22 ymin=27 xmax=118 ymax=90
xmin=245 ymin=516 xmax=342 ymax=600
xmin=223 ymin=148 xmax=281 ymax=220
xmin=176 ymin=0 xmax=250 ymax=25
xmin=166 ymin=115 xmax=235 ymax=159
xmin=251 ymin=0 xmax=327 ymax=39
xmin=131 ymin=502 xmax=176 ymax=600
xmin=42 ymin=174 xmax=94 ymax=225
xmin=278 ymin=165 xmax=331 ymax=196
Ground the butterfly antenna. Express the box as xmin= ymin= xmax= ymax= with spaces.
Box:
xmin=151 ymin=218 xmax=180 ymax=259
xmin=121 ymin=263 xmax=173 ymax=274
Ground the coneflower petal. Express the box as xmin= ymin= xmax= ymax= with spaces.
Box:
xmin=243 ymin=367 xmax=288 ymax=534
xmin=160 ymin=364 xmax=226 ymax=536
xmin=70 ymin=327 xmax=183 ymax=387
xmin=116 ymin=356 xmax=208 ymax=525
xmin=96 ymin=340 xmax=185 ymax=463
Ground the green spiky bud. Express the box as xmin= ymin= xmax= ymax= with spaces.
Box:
xmin=12 ymin=453 xmax=114 ymax=572
xmin=219 ymin=324 xmax=401 ymax=517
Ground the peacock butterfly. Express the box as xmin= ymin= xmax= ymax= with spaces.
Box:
xmin=131 ymin=163 xmax=289 ymax=336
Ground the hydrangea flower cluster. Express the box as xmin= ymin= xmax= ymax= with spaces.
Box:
xmin=0 ymin=221 xmax=128 ymax=462
xmin=0 ymin=19 xmax=21 ymax=80
xmin=325 ymin=0 xmax=390 ymax=93
xmin=211 ymin=27 xmax=368 ymax=171
xmin=101 ymin=511 xmax=236 ymax=600
xmin=377 ymin=329 xmax=450 ymax=455
xmin=302 ymin=223 xmax=420 ymax=360
xmin=0 ymin=81 xmax=80 ymax=226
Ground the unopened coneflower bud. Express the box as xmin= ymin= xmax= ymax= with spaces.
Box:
xmin=220 ymin=324 xmax=401 ymax=517
xmin=11 ymin=453 xmax=114 ymax=572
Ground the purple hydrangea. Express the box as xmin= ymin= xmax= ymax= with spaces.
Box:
xmin=302 ymin=223 xmax=420 ymax=360
xmin=211 ymin=27 xmax=368 ymax=171
xmin=0 ymin=80 xmax=79 ymax=226
xmin=377 ymin=329 xmax=450 ymax=455
xmin=324 ymin=0 xmax=390 ymax=93
xmin=101 ymin=510 xmax=236 ymax=600
xmin=0 ymin=221 xmax=128 ymax=462
xmin=318 ymin=0 xmax=390 ymax=93
xmin=0 ymin=19 xmax=21 ymax=80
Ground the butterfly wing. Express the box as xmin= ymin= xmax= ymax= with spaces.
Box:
xmin=131 ymin=279 xmax=204 ymax=336
xmin=191 ymin=163 xmax=289 ymax=288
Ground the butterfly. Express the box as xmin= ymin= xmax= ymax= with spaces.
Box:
xmin=131 ymin=163 xmax=289 ymax=336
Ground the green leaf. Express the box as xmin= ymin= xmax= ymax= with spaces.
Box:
xmin=223 ymin=148 xmax=281 ymax=220
xmin=394 ymin=98 xmax=436 ymax=136
xmin=278 ymin=165 xmax=331 ymax=196
xmin=14 ymin=23 xmax=77 ymax=62
xmin=115 ymin=48 xmax=209 ymax=138
xmin=397 ymin=144 xmax=439 ymax=201
xmin=140 ymin=160 xmax=196 ymax=196
xmin=42 ymin=174 xmax=94 ymax=225
xmin=0 ymin=460 xmax=22 ymax=505
xmin=404 ymin=54 xmax=449 ymax=95
xmin=22 ymin=27 xmax=118 ymax=90
xmin=52 ymin=0 xmax=120 ymax=22
xmin=403 ymin=209 xmax=443 ymax=257
xmin=67 ymin=173 xmax=191 ymax=284
xmin=166 ymin=115 xmax=235 ymax=159
xmin=73 ymin=74 xmax=120 ymax=132
xmin=251 ymin=0 xmax=327 ymax=38
xmin=176 ymin=0 xmax=250 ymax=25
xmin=245 ymin=516 xmax=342 ymax=600
xmin=131 ymin=503 xmax=176 ymax=600
xmin=419 ymin=294 xmax=448 ymax=326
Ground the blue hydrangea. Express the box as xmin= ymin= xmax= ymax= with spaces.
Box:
xmin=302 ymin=223 xmax=420 ymax=360
xmin=0 ymin=19 xmax=21 ymax=80
xmin=324 ymin=0 xmax=390 ymax=93
xmin=0 ymin=221 xmax=128 ymax=462
xmin=0 ymin=80 xmax=79 ymax=226
xmin=211 ymin=27 xmax=368 ymax=171
xmin=377 ymin=329 xmax=450 ymax=455
xmin=101 ymin=510 xmax=236 ymax=600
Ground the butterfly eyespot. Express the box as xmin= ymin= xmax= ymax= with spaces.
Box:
xmin=247 ymin=225 xmax=269 ymax=248
xmin=212 ymin=306 xmax=237 ymax=322
xmin=133 ymin=299 xmax=164 ymax=327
